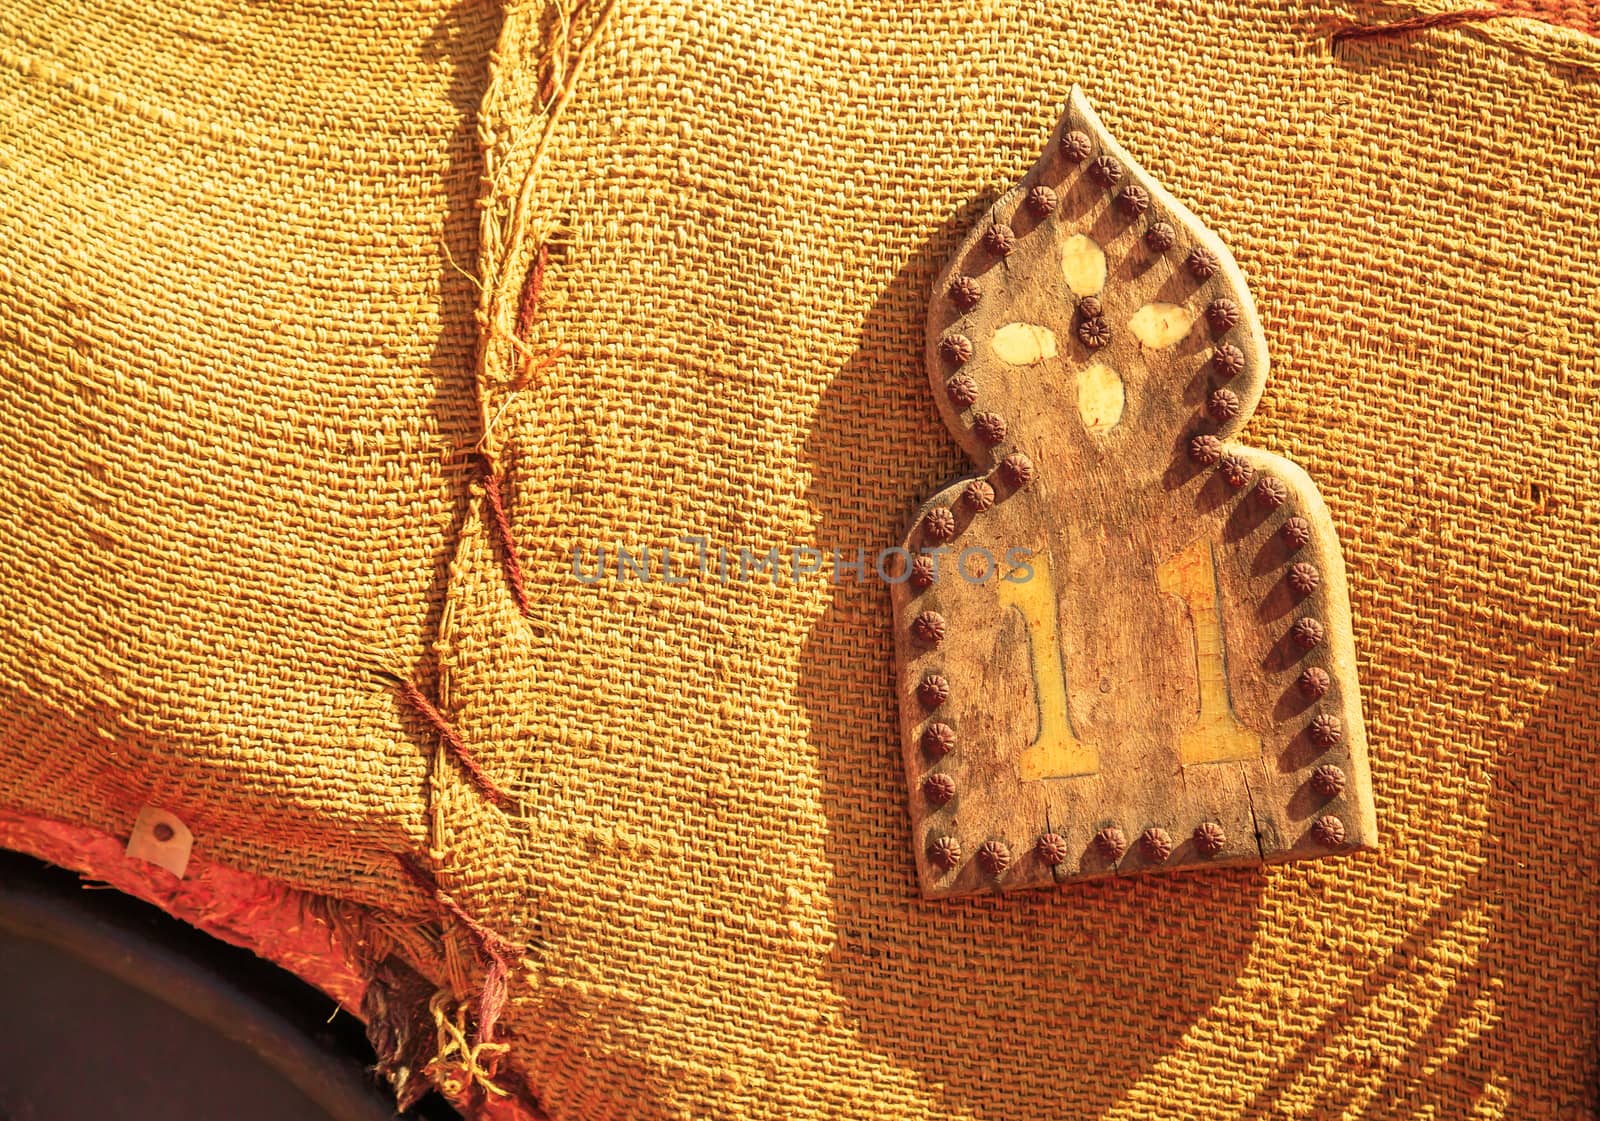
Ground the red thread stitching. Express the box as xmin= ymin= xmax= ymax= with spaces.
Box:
xmin=391 ymin=676 xmax=513 ymax=810
xmin=516 ymin=246 xmax=545 ymax=329
xmin=512 ymin=244 xmax=547 ymax=373
xmin=479 ymin=456 xmax=531 ymax=617
xmin=1332 ymin=7 xmax=1505 ymax=43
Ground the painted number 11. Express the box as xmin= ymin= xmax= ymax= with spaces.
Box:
xmin=997 ymin=538 xmax=1259 ymax=780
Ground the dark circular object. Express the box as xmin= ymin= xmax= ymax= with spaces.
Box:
xmin=1189 ymin=434 xmax=1224 ymax=466
xmin=1291 ymin=617 xmax=1326 ymax=651
xmin=909 ymin=555 xmax=937 ymax=590
xmin=921 ymin=721 xmax=955 ymax=758
xmin=1141 ymin=827 xmax=1174 ymax=862
xmin=1026 ymin=184 xmax=1059 ymax=216
xmin=976 ymin=840 xmax=1013 ymax=875
xmin=1282 ymin=516 xmax=1313 ymax=550
xmin=923 ymin=772 xmax=956 ymax=806
xmin=1145 ymin=221 xmax=1177 ymax=251
xmin=1194 ymin=821 xmax=1227 ymax=856
xmin=923 ymin=506 xmax=957 ymax=543
xmin=1089 ymin=156 xmax=1122 ymax=186
xmin=1288 ymin=562 xmax=1321 ymax=596
xmin=964 ymin=480 xmax=996 ymax=511
xmin=1207 ymin=387 xmax=1241 ymax=421
xmin=1207 ymin=298 xmax=1241 ymax=332
xmin=1076 ymin=317 xmax=1112 ymax=349
xmin=1093 ymin=826 xmax=1127 ymax=861
xmin=1037 ymin=832 xmax=1070 ymax=866
xmin=945 ymin=373 xmax=979 ymax=408
xmin=973 ymin=410 xmax=1008 ymax=445
xmin=1078 ymin=295 xmax=1104 ymax=319
xmin=982 ymin=224 xmax=1016 ymax=256
xmin=1115 ymin=184 xmax=1150 ymax=217
xmin=1309 ymin=713 xmax=1344 ymax=748
xmin=1311 ymin=815 xmax=1347 ymax=847
xmin=1056 ymin=129 xmax=1094 ymax=160
xmin=939 ymin=333 xmax=974 ymax=366
xmin=1219 ymin=455 xmax=1254 ymax=488
xmin=1255 ymin=476 xmax=1289 ymax=509
xmin=949 ymin=275 xmax=982 ymax=311
xmin=1000 ymin=452 xmax=1035 ymax=487
xmin=1297 ymin=666 xmax=1332 ymax=699
xmin=1311 ymin=764 xmax=1347 ymax=798
xmin=1186 ymin=247 xmax=1220 ymax=279
xmin=912 ymin=610 xmax=947 ymax=646
xmin=1212 ymin=342 xmax=1245 ymax=377
xmin=0 ymin=853 xmax=400 ymax=1121
xmin=1060 ymin=129 xmax=1093 ymax=161
xmin=930 ymin=835 xmax=962 ymax=870
xmin=917 ymin=673 xmax=950 ymax=709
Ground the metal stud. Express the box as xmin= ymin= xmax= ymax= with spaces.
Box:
xmin=939 ymin=333 xmax=974 ymax=366
xmin=917 ymin=673 xmax=950 ymax=708
xmin=1288 ymin=562 xmax=1321 ymax=595
xmin=1311 ymin=815 xmax=1346 ymax=847
xmin=1000 ymin=452 xmax=1035 ymax=488
xmin=977 ymin=839 xmax=1013 ymax=874
xmin=1037 ymin=832 xmax=1070 ymax=866
xmin=1026 ymin=185 xmax=1058 ymax=216
xmin=964 ymin=479 xmax=996 ymax=511
xmin=1188 ymin=434 xmax=1224 ymax=466
xmin=1309 ymin=713 xmax=1343 ymax=748
xmin=912 ymin=611 xmax=947 ymax=646
xmin=923 ymin=507 xmax=957 ymax=543
xmin=1291 ymin=617 xmax=1326 ymax=650
xmin=1194 ymin=821 xmax=1226 ymax=855
xmin=1093 ymin=825 xmax=1127 ymax=861
xmin=1310 ymin=764 xmax=1346 ymax=798
xmin=1141 ymin=827 xmax=1174 ymax=862
xmin=930 ymin=834 xmax=962 ymax=869
xmin=921 ymin=721 xmax=955 ymax=758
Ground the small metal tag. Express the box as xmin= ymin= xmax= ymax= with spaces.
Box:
xmin=125 ymin=805 xmax=193 ymax=879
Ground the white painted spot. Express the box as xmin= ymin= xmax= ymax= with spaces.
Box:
xmin=1077 ymin=363 xmax=1125 ymax=432
xmin=1128 ymin=302 xmax=1197 ymax=349
xmin=1061 ymin=234 xmax=1106 ymax=297
xmin=992 ymin=322 xmax=1058 ymax=365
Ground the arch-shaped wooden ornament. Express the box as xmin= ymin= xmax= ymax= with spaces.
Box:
xmin=893 ymin=88 xmax=1377 ymax=898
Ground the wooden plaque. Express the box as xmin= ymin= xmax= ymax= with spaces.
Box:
xmin=894 ymin=88 xmax=1377 ymax=897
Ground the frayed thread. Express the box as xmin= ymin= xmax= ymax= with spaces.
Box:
xmin=426 ymin=989 xmax=514 ymax=1103
xmin=398 ymin=853 xmax=518 ymax=1052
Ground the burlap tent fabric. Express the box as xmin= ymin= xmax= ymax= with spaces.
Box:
xmin=1 ymin=1 xmax=1598 ymax=1118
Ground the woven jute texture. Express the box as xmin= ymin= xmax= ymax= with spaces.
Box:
xmin=0 ymin=1 xmax=499 ymax=906
xmin=3 ymin=1 xmax=1600 ymax=1119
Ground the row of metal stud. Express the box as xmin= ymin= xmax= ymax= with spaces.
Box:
xmin=913 ymin=125 xmax=1351 ymax=877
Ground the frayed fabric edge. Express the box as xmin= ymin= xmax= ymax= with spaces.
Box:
xmin=0 ymin=807 xmax=547 ymax=1121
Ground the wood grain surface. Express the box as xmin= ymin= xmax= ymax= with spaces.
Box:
xmin=893 ymin=88 xmax=1377 ymax=898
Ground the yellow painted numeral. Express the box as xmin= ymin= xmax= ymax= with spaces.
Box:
xmin=1155 ymin=537 xmax=1261 ymax=764
xmin=997 ymin=551 xmax=1099 ymax=780
xmin=997 ymin=539 xmax=1258 ymax=779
